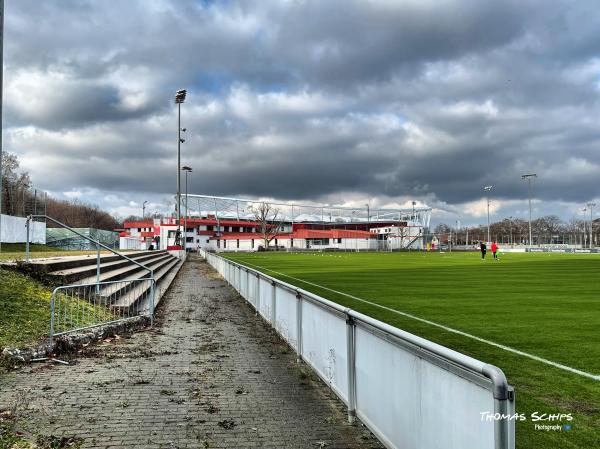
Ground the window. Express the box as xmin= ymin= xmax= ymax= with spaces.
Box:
xmin=206 ymin=239 xmax=209 ymax=244
xmin=217 ymin=240 xmax=220 ymax=248
xmin=223 ymin=240 xmax=227 ymax=248
xmin=207 ymin=225 xmax=213 ymax=231
xmin=138 ymin=228 xmax=142 ymax=232
xmin=186 ymin=237 xmax=193 ymax=243
xmin=237 ymin=239 xmax=240 ymax=248
xmin=251 ymin=239 xmax=254 ymax=248
xmin=337 ymin=238 xmax=342 ymax=244
xmin=290 ymin=239 xmax=294 ymax=247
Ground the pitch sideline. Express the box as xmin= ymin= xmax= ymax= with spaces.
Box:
xmin=237 ymin=260 xmax=600 ymax=382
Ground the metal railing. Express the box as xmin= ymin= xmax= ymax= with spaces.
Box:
xmin=49 ymin=278 xmax=156 ymax=345
xmin=23 ymin=215 xmax=156 ymax=344
xmin=202 ymin=249 xmax=515 ymax=449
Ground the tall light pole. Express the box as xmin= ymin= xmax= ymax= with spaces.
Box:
xmin=175 ymin=89 xmax=187 ymax=247
xmin=142 ymin=201 xmax=148 ymax=219
xmin=483 ymin=185 xmax=493 ymax=243
xmin=522 ymin=173 xmax=537 ymax=247
xmin=0 ymin=0 xmax=4 ymax=254
xmin=365 ymin=203 xmax=370 ymax=225
xmin=182 ymin=166 xmax=192 ymax=251
xmin=587 ymin=202 xmax=596 ymax=248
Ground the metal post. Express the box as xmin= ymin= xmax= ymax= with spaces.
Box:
xmin=184 ymin=169 xmax=188 ymax=251
xmin=255 ymin=272 xmax=260 ymax=315
xmin=296 ymin=292 xmax=303 ymax=363
xmin=346 ymin=313 xmax=357 ymax=424
xmin=49 ymin=290 xmax=56 ymax=350
xmin=522 ymin=174 xmax=537 ymax=247
xmin=95 ymin=241 xmax=100 ymax=294
xmin=149 ymin=275 xmax=155 ymax=325
xmin=177 ymin=102 xmax=181 ymax=243
xmin=0 ymin=0 xmax=3 ymax=254
xmin=214 ymin=198 xmax=220 ymax=237
xmin=587 ymin=203 xmax=595 ymax=249
xmin=484 ymin=185 xmax=493 ymax=243
xmin=271 ymin=281 xmax=276 ymax=325
xmin=25 ymin=216 xmax=30 ymax=262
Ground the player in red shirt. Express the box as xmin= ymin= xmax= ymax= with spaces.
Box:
xmin=491 ymin=241 xmax=498 ymax=260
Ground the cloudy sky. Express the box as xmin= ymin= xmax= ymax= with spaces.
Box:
xmin=3 ymin=0 xmax=600 ymax=226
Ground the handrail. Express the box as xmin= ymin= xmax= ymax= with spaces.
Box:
xmin=25 ymin=214 xmax=153 ymax=277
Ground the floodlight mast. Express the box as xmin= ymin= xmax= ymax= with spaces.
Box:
xmin=521 ymin=174 xmax=537 ymax=247
xmin=175 ymin=89 xmax=187 ymax=247
xmin=587 ymin=202 xmax=596 ymax=249
xmin=182 ymin=166 xmax=192 ymax=250
xmin=0 ymin=1 xmax=4 ymax=254
xmin=483 ymin=185 xmax=493 ymax=243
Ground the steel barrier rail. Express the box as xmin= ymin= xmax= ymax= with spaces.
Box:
xmin=49 ymin=278 xmax=156 ymax=347
xmin=200 ymin=249 xmax=515 ymax=449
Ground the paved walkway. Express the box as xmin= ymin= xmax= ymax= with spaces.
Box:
xmin=0 ymin=256 xmax=383 ymax=449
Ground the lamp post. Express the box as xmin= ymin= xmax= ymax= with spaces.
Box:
xmin=182 ymin=166 xmax=192 ymax=251
xmin=483 ymin=185 xmax=493 ymax=243
xmin=0 ymin=1 xmax=4 ymax=254
xmin=365 ymin=203 xmax=370 ymax=225
xmin=142 ymin=201 xmax=148 ymax=219
xmin=175 ymin=89 xmax=187 ymax=247
xmin=509 ymin=216 xmax=513 ymax=245
xmin=522 ymin=173 xmax=537 ymax=247
xmin=587 ymin=202 xmax=596 ymax=248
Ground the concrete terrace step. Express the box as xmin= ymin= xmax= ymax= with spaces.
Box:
xmin=22 ymin=250 xmax=166 ymax=273
xmin=47 ymin=252 xmax=167 ymax=283
xmin=111 ymin=257 xmax=183 ymax=312
xmin=76 ymin=253 xmax=173 ymax=286
xmin=93 ymin=255 xmax=177 ymax=298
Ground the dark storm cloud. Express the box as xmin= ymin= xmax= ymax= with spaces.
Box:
xmin=3 ymin=0 xmax=600 ymax=221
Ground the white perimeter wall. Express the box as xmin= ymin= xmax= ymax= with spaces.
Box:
xmin=1 ymin=214 xmax=46 ymax=244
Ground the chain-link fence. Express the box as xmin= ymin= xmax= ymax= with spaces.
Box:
xmin=1 ymin=179 xmax=48 ymax=218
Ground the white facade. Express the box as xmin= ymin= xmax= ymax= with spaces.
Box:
xmin=371 ymin=224 xmax=424 ymax=250
xmin=1 ymin=214 xmax=46 ymax=244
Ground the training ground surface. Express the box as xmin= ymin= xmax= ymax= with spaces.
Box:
xmin=224 ymin=251 xmax=600 ymax=449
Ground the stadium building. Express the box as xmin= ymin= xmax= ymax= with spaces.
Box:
xmin=118 ymin=195 xmax=432 ymax=252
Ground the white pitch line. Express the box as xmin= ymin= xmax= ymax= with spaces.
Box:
xmin=241 ymin=260 xmax=600 ymax=382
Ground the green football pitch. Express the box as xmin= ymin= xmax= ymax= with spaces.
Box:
xmin=222 ymin=251 xmax=600 ymax=449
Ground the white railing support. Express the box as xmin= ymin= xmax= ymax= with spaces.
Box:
xmin=296 ymin=291 xmax=303 ymax=363
xmin=346 ymin=312 xmax=357 ymax=424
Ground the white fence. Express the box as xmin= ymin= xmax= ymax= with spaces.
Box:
xmin=1 ymin=214 xmax=46 ymax=244
xmin=202 ymin=250 xmax=515 ymax=449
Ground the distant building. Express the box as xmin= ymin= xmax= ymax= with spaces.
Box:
xmin=118 ymin=216 xmax=425 ymax=252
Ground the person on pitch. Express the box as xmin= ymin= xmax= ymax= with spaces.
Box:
xmin=491 ymin=240 xmax=498 ymax=260
xmin=480 ymin=241 xmax=487 ymax=260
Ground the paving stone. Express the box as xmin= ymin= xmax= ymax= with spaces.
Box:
xmin=0 ymin=256 xmax=383 ymax=449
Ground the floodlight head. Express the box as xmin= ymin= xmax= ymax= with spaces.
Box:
xmin=521 ymin=173 xmax=537 ymax=179
xmin=182 ymin=166 xmax=192 ymax=172
xmin=175 ymin=89 xmax=187 ymax=104
xmin=483 ymin=185 xmax=494 ymax=192
xmin=181 ymin=127 xmax=187 ymax=132
xmin=179 ymin=138 xmax=185 ymax=143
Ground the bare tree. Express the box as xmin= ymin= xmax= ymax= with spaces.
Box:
xmin=248 ymin=202 xmax=285 ymax=250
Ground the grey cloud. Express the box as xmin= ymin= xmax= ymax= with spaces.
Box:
xmin=4 ymin=0 xmax=600 ymax=225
